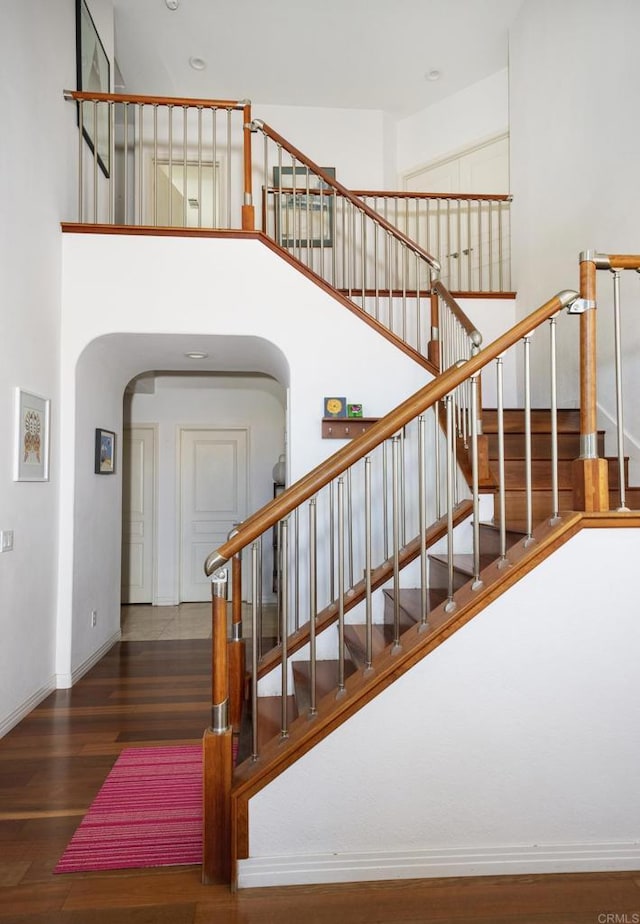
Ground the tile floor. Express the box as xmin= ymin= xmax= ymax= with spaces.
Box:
xmin=120 ymin=602 xmax=278 ymax=641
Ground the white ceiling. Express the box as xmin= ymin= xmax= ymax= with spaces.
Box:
xmin=112 ymin=0 xmax=523 ymax=117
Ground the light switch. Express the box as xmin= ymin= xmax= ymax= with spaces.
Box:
xmin=1 ymin=530 xmax=14 ymax=552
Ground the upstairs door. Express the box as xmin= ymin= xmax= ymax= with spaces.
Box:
xmin=121 ymin=426 xmax=156 ymax=604
xmin=179 ymin=427 xmax=248 ymax=602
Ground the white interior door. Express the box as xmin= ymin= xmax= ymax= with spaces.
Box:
xmin=180 ymin=428 xmax=248 ymax=602
xmin=121 ymin=426 xmax=155 ymax=604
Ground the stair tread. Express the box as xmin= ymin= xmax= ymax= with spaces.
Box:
xmin=429 ymin=553 xmax=498 ymax=577
xmin=344 ymin=623 xmax=395 ymax=667
xmin=292 ymin=658 xmax=357 ymax=712
xmin=382 ymin=586 xmax=448 ymax=629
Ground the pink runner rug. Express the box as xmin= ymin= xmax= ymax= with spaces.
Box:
xmin=55 ymin=745 xmax=202 ymax=873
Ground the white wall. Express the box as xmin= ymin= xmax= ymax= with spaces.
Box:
xmin=127 ymin=374 xmax=286 ymax=605
xmin=58 ymin=233 xmax=430 ymax=682
xmin=0 ymin=0 xmax=81 ymax=734
xmin=509 ymin=0 xmax=640 ymax=444
xmin=241 ymin=526 xmax=640 ymax=887
xmin=396 ymin=69 xmax=509 ymax=180
xmin=255 ymin=104 xmax=387 ymax=189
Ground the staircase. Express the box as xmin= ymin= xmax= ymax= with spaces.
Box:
xmin=235 ymin=402 xmax=640 ymax=767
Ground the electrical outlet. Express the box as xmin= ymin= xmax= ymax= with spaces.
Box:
xmin=91 ymin=610 xmax=97 ymax=627
xmin=1 ymin=530 xmax=14 ymax=552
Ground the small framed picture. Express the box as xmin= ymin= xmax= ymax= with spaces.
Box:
xmin=13 ymin=388 xmax=50 ymax=482
xmin=324 ymin=396 xmax=347 ymax=418
xmin=347 ymin=404 xmax=363 ymax=418
xmin=95 ymin=428 xmax=116 ymax=474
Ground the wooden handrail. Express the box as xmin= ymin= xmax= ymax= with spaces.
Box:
xmin=352 ymin=190 xmax=512 ymax=202
xmin=607 ymin=254 xmax=640 ymax=270
xmin=63 ymin=89 xmax=247 ymax=109
xmin=432 ymin=279 xmax=482 ymax=343
xmin=205 ymin=288 xmax=580 ymax=574
xmin=253 ymin=120 xmax=441 ymax=274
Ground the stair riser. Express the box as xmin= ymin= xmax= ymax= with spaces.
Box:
xmin=426 ymin=556 xmax=469 ymax=592
xmin=486 ymin=432 xmax=605 ymax=459
xmin=482 ymin=408 xmax=581 ymax=433
xmin=493 ymin=490 xmax=574 ymax=521
xmin=493 ymin=458 xmax=628 ymax=489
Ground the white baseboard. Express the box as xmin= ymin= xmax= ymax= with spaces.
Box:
xmin=237 ymin=842 xmax=640 ymax=889
xmin=153 ymin=596 xmax=179 ymax=607
xmin=0 ymin=679 xmax=57 ymax=738
xmin=56 ymin=629 xmax=121 ymax=689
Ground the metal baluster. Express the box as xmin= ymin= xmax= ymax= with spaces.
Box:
xmin=347 ymin=465 xmax=354 ymax=588
xmin=549 ymin=315 xmax=561 ymax=523
xmin=279 ymin=519 xmax=289 ymax=738
xmin=110 ymin=101 xmax=115 ymax=223
xmin=197 ymin=107 xmax=203 ymax=228
xmin=434 ymin=402 xmax=442 ymax=520
xmin=613 ymin=269 xmax=629 ymax=511
xmin=470 ymin=374 xmax=483 ymax=589
xmin=136 ymin=104 xmax=143 ymax=225
xmin=498 ymin=201 xmax=504 ymax=292
xmin=373 ymin=207 xmax=380 ymax=321
xmin=444 ymin=394 xmax=456 ymax=613
xmin=309 ymin=499 xmax=317 ymax=715
xmin=467 ymin=201 xmax=472 ymax=291
xmin=361 ymin=210 xmax=367 ymax=309
xmin=226 ymin=108 xmax=232 ymax=228
xmin=416 ymin=253 xmax=421 ymax=353
xmin=496 ymin=356 xmax=508 ymax=566
xmin=251 ymin=543 xmax=259 ymax=760
xmin=391 ymin=436 xmax=402 ymax=650
xmin=488 ymin=200 xmax=494 ymax=291
xmin=77 ymin=100 xmax=84 ymax=221
xmin=337 ymin=478 xmax=346 ymax=694
xmin=212 ymin=108 xmax=218 ymax=228
xmin=153 ymin=105 xmax=158 ymax=225
xmin=523 ymin=336 xmax=534 ymax=544
xmin=182 ymin=106 xmax=188 ymax=227
xmin=92 ymin=102 xmax=98 ymax=221
xmin=167 ymin=105 xmax=172 ymax=226
xmin=400 ymin=428 xmax=406 ymax=547
xmin=477 ymin=198 xmax=483 ymax=291
xmin=456 ymin=198 xmax=462 ymax=291
xmin=331 ymin=187 xmax=337 ymax=287
xmin=294 ymin=506 xmax=300 ymax=630
xmin=329 ymin=480 xmax=336 ymax=601
xmin=364 ymin=457 xmax=373 ymax=670
xmin=383 ymin=440 xmax=389 ymax=559
xmin=258 ymin=534 xmax=264 ymax=661
xmin=418 ymin=416 xmax=429 ymax=628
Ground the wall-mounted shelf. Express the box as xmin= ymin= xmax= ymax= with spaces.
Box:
xmin=321 ymin=417 xmax=379 ymax=439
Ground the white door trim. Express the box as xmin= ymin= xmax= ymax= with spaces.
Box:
xmin=122 ymin=423 xmax=159 ymax=605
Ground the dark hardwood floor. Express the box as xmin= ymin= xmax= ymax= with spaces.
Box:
xmin=1 ymin=637 xmax=639 ymax=923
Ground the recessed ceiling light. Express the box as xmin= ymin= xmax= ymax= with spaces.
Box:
xmin=425 ymin=68 xmax=442 ymax=82
xmin=165 ymin=0 xmax=180 ymax=10
xmin=189 ymin=57 xmax=207 ymax=71
xmin=184 ymin=351 xmax=209 ymax=360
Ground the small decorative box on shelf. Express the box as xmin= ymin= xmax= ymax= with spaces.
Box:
xmin=321 ymin=417 xmax=379 ymax=439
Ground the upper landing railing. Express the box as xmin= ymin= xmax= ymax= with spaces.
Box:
xmin=63 ymin=91 xmax=512 ymax=300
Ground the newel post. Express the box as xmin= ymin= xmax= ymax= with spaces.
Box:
xmin=241 ymin=101 xmax=255 ymax=230
xmin=202 ymin=568 xmax=233 ymax=884
xmin=428 ymin=290 xmax=441 ymax=369
xmin=572 ymin=252 xmax=609 ymax=511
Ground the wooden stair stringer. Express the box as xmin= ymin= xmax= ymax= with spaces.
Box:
xmin=255 ymin=499 xmax=473 ymax=680
xmin=230 ymin=509 xmax=640 ymax=878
